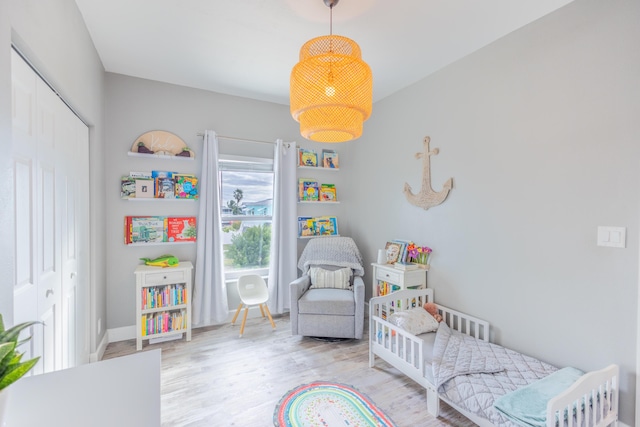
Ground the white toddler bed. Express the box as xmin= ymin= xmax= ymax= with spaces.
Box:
xmin=369 ymin=289 xmax=619 ymax=427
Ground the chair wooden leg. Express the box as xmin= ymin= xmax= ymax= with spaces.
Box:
xmin=263 ymin=304 xmax=276 ymax=329
xmin=259 ymin=304 xmax=265 ymax=318
xmin=239 ymin=307 xmax=249 ymax=337
xmin=231 ymin=303 xmax=243 ymax=324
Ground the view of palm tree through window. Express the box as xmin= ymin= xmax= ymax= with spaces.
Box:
xmin=220 ymin=165 xmax=274 ymax=278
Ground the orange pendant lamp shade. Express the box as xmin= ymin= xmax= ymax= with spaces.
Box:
xmin=290 ymin=34 xmax=372 ymax=143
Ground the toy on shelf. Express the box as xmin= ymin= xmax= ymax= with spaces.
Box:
xmin=140 ymin=254 xmax=180 ymax=268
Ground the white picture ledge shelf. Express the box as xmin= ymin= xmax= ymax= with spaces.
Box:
xmin=126 ymin=241 xmax=196 ymax=247
xmin=298 ymin=201 xmax=340 ymax=204
xmin=297 ymin=165 xmax=339 ymax=171
xmin=128 ymin=151 xmax=194 ymax=161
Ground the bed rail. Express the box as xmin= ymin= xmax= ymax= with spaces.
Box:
xmin=545 ymin=364 xmax=619 ymax=427
xmin=368 ymin=289 xmax=491 ymax=381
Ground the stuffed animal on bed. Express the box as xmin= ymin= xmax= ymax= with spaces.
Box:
xmin=423 ymin=302 xmax=443 ymax=323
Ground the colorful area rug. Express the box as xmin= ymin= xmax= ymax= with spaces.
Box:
xmin=273 ymin=381 xmax=397 ymax=427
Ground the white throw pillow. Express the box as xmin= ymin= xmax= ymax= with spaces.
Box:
xmin=387 ymin=308 xmax=439 ymax=335
xmin=309 ymin=267 xmax=352 ymax=290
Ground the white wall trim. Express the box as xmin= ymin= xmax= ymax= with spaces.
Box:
xmin=90 ymin=330 xmax=109 ymax=362
xmin=108 ymin=325 xmax=137 ymax=343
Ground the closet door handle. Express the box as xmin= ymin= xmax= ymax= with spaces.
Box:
xmin=46 ymin=289 xmax=54 ymax=297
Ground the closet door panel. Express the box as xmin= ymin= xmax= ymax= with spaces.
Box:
xmin=11 ymin=50 xmax=39 ymax=367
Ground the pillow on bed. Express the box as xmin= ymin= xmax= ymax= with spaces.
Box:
xmin=387 ymin=307 xmax=439 ymax=335
xmin=309 ymin=266 xmax=352 ymax=290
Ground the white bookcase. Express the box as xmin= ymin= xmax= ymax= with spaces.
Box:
xmin=134 ymin=261 xmax=193 ymax=350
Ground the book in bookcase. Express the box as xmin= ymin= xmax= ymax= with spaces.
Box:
xmin=319 ymin=183 xmax=337 ymax=202
xmin=321 ymin=149 xmax=339 ymax=169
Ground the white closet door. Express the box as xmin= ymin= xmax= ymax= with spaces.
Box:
xmin=11 ymin=49 xmax=90 ymax=374
xmin=11 ymin=49 xmax=39 ymax=368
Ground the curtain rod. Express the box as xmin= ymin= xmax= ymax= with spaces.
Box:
xmin=197 ymin=133 xmax=276 ymax=145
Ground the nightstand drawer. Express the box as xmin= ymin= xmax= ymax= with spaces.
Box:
xmin=144 ymin=270 xmax=186 ymax=284
xmin=375 ymin=268 xmax=401 ymax=284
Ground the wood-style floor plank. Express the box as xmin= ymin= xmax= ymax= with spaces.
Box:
xmin=103 ymin=313 xmax=477 ymax=427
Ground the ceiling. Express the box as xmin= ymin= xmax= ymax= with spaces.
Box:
xmin=74 ymin=0 xmax=575 ymax=105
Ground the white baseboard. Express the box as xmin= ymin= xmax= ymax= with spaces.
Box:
xmin=108 ymin=325 xmax=137 ymax=342
xmin=90 ymin=331 xmax=109 ymax=362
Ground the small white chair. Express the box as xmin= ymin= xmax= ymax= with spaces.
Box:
xmin=231 ymin=274 xmax=276 ymax=337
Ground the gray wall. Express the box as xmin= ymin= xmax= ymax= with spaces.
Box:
xmin=347 ymin=0 xmax=639 ymax=423
xmin=0 ymin=0 xmax=106 ymax=354
xmin=104 ymin=73 xmax=301 ymax=330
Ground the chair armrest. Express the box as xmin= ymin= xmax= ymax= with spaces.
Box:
xmin=353 ymin=276 xmax=365 ymax=339
xmin=289 ymin=275 xmax=310 ymax=335
xmin=290 ymin=275 xmax=310 ymax=303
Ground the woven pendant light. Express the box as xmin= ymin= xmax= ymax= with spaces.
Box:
xmin=290 ymin=0 xmax=372 ymax=143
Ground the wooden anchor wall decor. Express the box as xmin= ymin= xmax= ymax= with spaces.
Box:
xmin=403 ymin=136 xmax=453 ymax=210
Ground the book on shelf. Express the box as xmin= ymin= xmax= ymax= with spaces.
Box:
xmin=174 ymin=174 xmax=198 ymax=199
xmin=121 ymin=176 xmax=136 ymax=198
xmin=298 ymin=148 xmax=318 ymax=167
xmin=315 ymin=216 xmax=338 ymax=236
xmin=384 ymin=241 xmax=404 ymax=264
xmin=298 ymin=216 xmax=316 ymax=237
xmin=129 ymin=216 xmax=165 ymax=244
xmin=319 ymin=183 xmax=337 ymax=202
xmin=151 ymin=170 xmax=175 ymax=179
xmin=135 ymin=178 xmax=155 ymax=198
xmin=130 ymin=171 xmax=152 ymax=178
xmin=298 ymin=178 xmax=319 ymax=201
xmin=166 ymin=217 xmax=197 ymax=242
xmin=322 ymin=149 xmax=339 ymax=169
xmin=298 ymin=216 xmax=338 ymax=237
xmin=124 ymin=215 xmax=197 ymax=244
xmin=155 ymin=177 xmax=176 ymax=199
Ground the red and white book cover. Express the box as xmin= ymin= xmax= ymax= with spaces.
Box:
xmin=166 ymin=217 xmax=197 ymax=242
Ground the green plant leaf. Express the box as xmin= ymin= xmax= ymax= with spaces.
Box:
xmin=0 ymin=357 xmax=39 ymax=391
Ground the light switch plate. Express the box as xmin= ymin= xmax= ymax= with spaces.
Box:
xmin=597 ymin=226 xmax=626 ymax=248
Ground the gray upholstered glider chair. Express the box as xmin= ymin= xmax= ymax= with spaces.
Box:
xmin=289 ymin=236 xmax=365 ymax=339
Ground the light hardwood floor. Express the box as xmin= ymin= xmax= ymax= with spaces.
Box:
xmin=103 ymin=313 xmax=477 ymax=427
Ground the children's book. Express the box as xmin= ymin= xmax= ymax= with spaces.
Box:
xmin=151 ymin=170 xmax=175 ymax=179
xmin=384 ymin=241 xmax=403 ymax=264
xmin=135 ymin=178 xmax=155 ymax=198
xmin=298 ymin=179 xmax=319 ymax=201
xmin=121 ymin=176 xmax=136 ymax=198
xmin=155 ymin=177 xmax=176 ymax=199
xmin=298 ymin=216 xmax=316 ymax=237
xmin=315 ymin=216 xmax=338 ymax=236
xmin=319 ymin=184 xmax=337 ymax=202
xmin=299 ymin=149 xmax=318 ymax=167
xmin=130 ymin=216 xmax=165 ymax=243
xmin=174 ymin=174 xmax=198 ymax=199
xmin=322 ymin=149 xmax=339 ymax=169
xmin=166 ymin=217 xmax=197 ymax=242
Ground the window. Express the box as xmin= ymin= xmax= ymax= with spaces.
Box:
xmin=219 ymin=155 xmax=274 ymax=280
